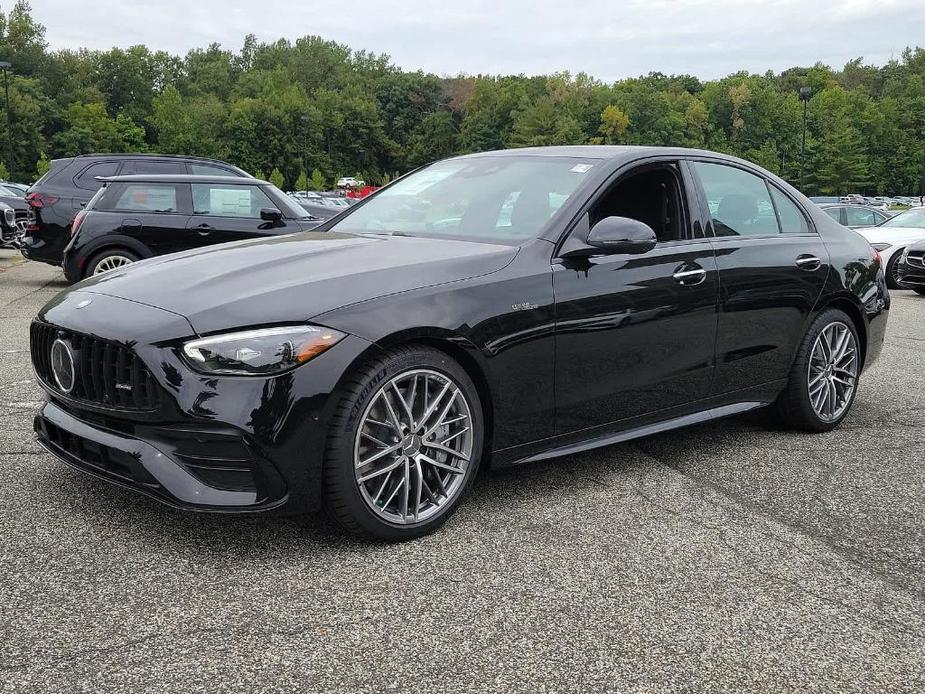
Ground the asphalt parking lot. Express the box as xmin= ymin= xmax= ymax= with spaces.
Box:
xmin=1 ymin=248 xmax=923 ymax=693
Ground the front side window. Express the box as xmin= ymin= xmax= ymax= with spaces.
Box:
xmin=75 ymin=161 xmax=120 ymax=191
xmin=692 ymin=162 xmax=779 ymax=236
xmin=192 ymin=184 xmax=274 ymax=218
xmin=329 ymin=156 xmax=596 ymax=244
xmin=190 ymin=163 xmax=238 ymax=177
xmin=590 ymin=164 xmax=687 ymax=242
xmin=113 ymin=184 xmax=178 ymax=212
xmin=823 ymin=207 xmax=842 ymax=222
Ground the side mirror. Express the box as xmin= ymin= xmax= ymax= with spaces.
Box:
xmin=260 ymin=207 xmax=283 ymax=222
xmin=587 ymin=216 xmax=658 ymax=255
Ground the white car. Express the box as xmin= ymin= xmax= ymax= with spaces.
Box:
xmin=857 ymin=207 xmax=925 ymax=288
xmin=336 ymin=176 xmax=364 ymax=189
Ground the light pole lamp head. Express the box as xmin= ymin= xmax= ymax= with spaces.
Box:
xmin=799 ymin=86 xmax=812 ymax=101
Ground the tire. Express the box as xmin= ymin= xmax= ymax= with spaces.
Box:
xmin=885 ymin=250 xmax=904 ymax=290
xmin=85 ymin=248 xmax=139 ymax=279
xmin=775 ymin=308 xmax=861 ymax=432
xmin=915 ymin=288 xmax=925 ymax=296
xmin=323 ymin=345 xmax=484 ymax=540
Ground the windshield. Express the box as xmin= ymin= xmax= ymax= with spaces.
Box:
xmin=881 ymin=208 xmax=925 ymax=228
xmin=329 ymin=156 xmax=596 ymax=243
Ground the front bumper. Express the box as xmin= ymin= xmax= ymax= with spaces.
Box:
xmin=32 ymin=290 xmax=377 ymax=514
xmin=897 ymin=257 xmax=925 ymax=288
xmin=35 ymin=401 xmax=283 ymax=511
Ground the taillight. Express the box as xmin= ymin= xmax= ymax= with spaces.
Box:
xmin=870 ymin=245 xmax=882 ymax=264
xmin=26 ymin=192 xmax=60 ymax=208
xmin=70 ymin=210 xmax=87 ymax=236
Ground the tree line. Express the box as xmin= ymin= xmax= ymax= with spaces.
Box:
xmin=1 ymin=1 xmax=924 ymax=195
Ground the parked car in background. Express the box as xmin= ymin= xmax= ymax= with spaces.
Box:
xmin=31 ymin=146 xmax=888 ymax=539
xmin=808 ymin=196 xmax=840 ymax=204
xmin=0 ymin=182 xmax=29 ymax=244
xmin=61 ymin=175 xmax=322 ymax=282
xmin=819 ymin=203 xmax=892 ymax=229
xmin=896 ymin=241 xmax=925 ymax=294
xmin=336 ymin=176 xmax=364 ymax=189
xmin=857 ymin=207 xmax=925 ymax=289
xmin=0 ymin=201 xmax=22 ymax=247
xmin=22 ymin=154 xmax=251 ymax=268
xmin=288 ymin=192 xmax=343 ymax=221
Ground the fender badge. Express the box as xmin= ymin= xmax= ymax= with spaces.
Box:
xmin=511 ymin=302 xmax=539 ymax=311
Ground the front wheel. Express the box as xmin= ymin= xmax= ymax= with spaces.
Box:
xmin=775 ymin=309 xmax=861 ymax=432
xmin=323 ymin=345 xmax=484 ymax=540
xmin=885 ymin=250 xmax=905 ymax=289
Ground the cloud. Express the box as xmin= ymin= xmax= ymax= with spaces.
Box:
xmin=34 ymin=0 xmax=925 ymax=81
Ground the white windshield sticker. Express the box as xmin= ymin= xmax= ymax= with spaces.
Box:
xmin=570 ymin=164 xmax=593 ymax=174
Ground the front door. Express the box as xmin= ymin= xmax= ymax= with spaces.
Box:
xmin=187 ymin=183 xmax=300 ymax=247
xmin=552 ymin=161 xmax=719 ymax=436
xmin=688 ymin=159 xmax=829 ymax=394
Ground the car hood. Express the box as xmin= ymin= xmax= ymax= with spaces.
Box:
xmin=75 ymin=231 xmax=518 ymax=335
xmin=858 ymin=226 xmax=925 ymax=245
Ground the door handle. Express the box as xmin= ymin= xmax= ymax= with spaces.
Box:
xmin=673 ymin=267 xmax=707 ymax=285
xmin=195 ymin=223 xmax=214 ymax=236
xmin=795 ymin=254 xmax=821 ymax=271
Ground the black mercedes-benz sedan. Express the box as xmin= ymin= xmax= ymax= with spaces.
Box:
xmin=30 ymin=146 xmax=890 ymax=540
xmin=896 ymin=240 xmax=925 ymax=294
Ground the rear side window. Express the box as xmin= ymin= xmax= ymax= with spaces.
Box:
xmin=692 ymin=162 xmax=779 ymax=236
xmin=845 ymin=207 xmax=878 ymax=227
xmin=770 ymin=187 xmax=811 ymax=234
xmin=113 ymin=184 xmax=179 ymax=212
xmin=121 ymin=160 xmax=186 ymax=175
xmin=191 ymin=184 xmax=272 ymax=218
xmin=74 ymin=161 xmax=121 ymax=191
xmin=823 ymin=207 xmax=842 ymax=222
xmin=190 ymin=163 xmax=238 ymax=177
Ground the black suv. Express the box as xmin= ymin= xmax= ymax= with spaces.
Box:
xmin=23 ymin=154 xmax=251 ymax=266
xmin=62 ymin=175 xmax=322 ymax=281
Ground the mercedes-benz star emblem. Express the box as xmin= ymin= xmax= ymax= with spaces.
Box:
xmin=50 ymin=338 xmax=76 ymax=393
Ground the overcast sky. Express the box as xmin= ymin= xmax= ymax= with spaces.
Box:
xmin=33 ymin=0 xmax=925 ymax=81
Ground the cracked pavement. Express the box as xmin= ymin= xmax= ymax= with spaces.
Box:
xmin=1 ymin=248 xmax=923 ymax=693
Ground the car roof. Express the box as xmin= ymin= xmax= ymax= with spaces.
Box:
xmin=67 ymin=153 xmax=242 ymax=164
xmin=99 ymin=174 xmax=269 ymax=185
xmin=451 ymin=145 xmax=749 ymax=163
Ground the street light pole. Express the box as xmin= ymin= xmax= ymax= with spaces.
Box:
xmin=0 ymin=62 xmax=12 ymax=180
xmin=799 ymin=86 xmax=812 ymax=192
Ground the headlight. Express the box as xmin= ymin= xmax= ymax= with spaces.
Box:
xmin=182 ymin=325 xmax=345 ymax=376
xmin=0 ymin=203 xmax=13 ymax=227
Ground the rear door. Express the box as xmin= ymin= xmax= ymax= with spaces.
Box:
xmin=187 ymin=183 xmax=303 ymax=245
xmin=105 ymin=182 xmax=192 ymax=256
xmin=688 ymin=159 xmax=829 ymax=394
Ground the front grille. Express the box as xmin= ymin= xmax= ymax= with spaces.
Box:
xmin=31 ymin=321 xmax=161 ymax=411
xmin=906 ymin=251 xmax=925 ymax=268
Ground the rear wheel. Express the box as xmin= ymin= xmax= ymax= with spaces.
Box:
xmin=323 ymin=345 xmax=484 ymax=540
xmin=775 ymin=309 xmax=860 ymax=432
xmin=85 ymin=248 xmax=138 ymax=278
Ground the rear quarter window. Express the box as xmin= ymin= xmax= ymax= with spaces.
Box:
xmin=74 ymin=161 xmax=121 ymax=191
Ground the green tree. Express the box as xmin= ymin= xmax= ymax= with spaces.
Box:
xmin=34 ymin=150 xmax=49 ymax=177
xmin=269 ymin=166 xmax=285 ymax=188
xmin=310 ymin=167 xmax=325 ymax=190
xmin=295 ymin=169 xmax=308 ymax=190
xmin=596 ymin=105 xmax=630 ymax=144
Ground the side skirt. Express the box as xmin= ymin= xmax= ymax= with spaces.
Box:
xmin=507 ymin=401 xmax=767 ymax=467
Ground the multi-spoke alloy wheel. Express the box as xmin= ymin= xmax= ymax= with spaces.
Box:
xmin=807 ymin=321 xmax=858 ymax=423
xmin=92 ymin=254 xmax=135 ymax=275
xmin=354 ymin=369 xmax=473 ymax=524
